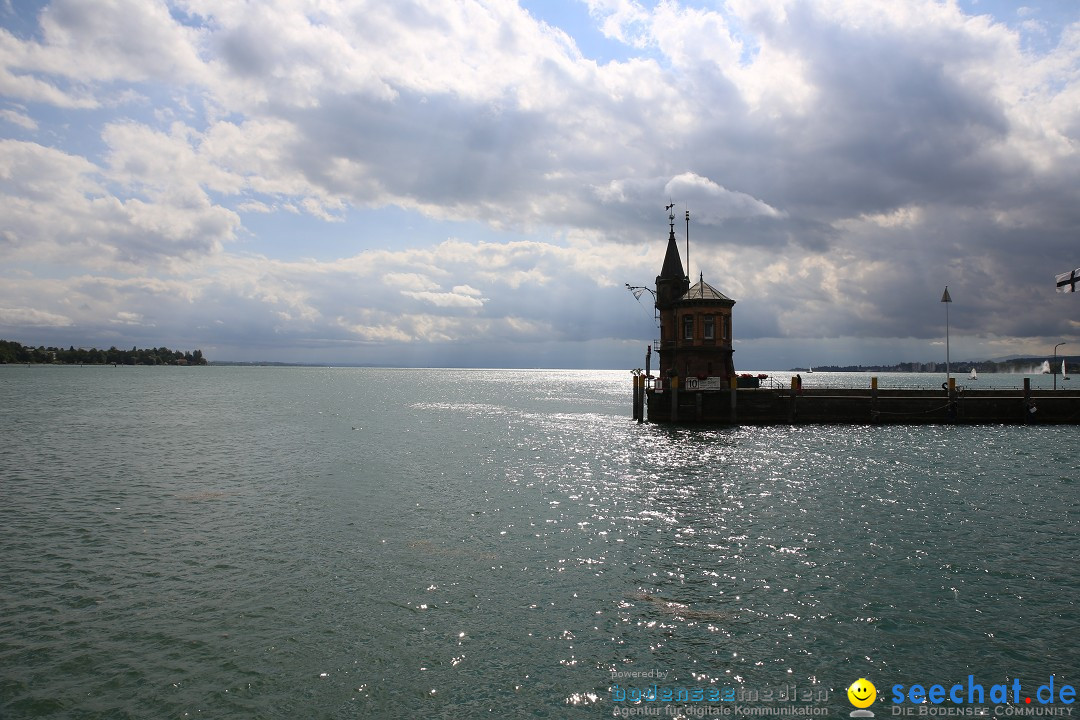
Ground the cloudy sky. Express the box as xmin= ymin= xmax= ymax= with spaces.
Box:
xmin=2 ymin=0 xmax=1079 ymax=369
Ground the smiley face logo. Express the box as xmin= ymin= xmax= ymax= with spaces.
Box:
xmin=848 ymin=678 xmax=876 ymax=708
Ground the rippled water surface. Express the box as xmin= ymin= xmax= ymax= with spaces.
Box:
xmin=2 ymin=367 xmax=1078 ymax=718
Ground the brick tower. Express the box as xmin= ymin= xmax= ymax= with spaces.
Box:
xmin=654 ymin=210 xmax=736 ymax=381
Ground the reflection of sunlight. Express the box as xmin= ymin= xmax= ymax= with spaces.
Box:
xmin=344 ymin=368 xmax=1080 ymax=705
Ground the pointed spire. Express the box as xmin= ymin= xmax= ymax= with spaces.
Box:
xmin=659 ymin=223 xmax=684 ymax=279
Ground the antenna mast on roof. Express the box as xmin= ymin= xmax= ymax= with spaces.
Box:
xmin=685 ymin=208 xmax=690 ymax=282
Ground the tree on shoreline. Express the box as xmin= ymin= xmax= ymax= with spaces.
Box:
xmin=0 ymin=340 xmax=208 ymax=365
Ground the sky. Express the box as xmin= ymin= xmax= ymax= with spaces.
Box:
xmin=1 ymin=0 xmax=1079 ymax=369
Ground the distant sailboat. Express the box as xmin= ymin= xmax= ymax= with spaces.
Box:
xmin=1064 ymin=360 xmax=1070 ymax=381
xmin=1041 ymin=360 xmax=1052 ymax=374
xmin=969 ymin=368 xmax=978 ymax=381
xmin=807 ymin=366 xmax=814 ymax=374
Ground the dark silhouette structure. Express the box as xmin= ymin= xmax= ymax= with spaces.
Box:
xmin=654 ymin=210 xmax=735 ymax=382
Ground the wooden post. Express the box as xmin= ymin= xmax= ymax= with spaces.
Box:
xmin=671 ymin=375 xmax=679 ymax=423
xmin=788 ymin=376 xmax=797 ymax=423
xmin=1024 ymin=377 xmax=1033 ymax=424
xmin=643 ymin=347 xmax=651 ymax=423
xmin=947 ymin=377 xmax=957 ymax=422
xmin=729 ymin=375 xmax=737 ymax=424
xmin=871 ymin=376 xmax=878 ymax=422
xmin=630 ymin=371 xmax=639 ymax=423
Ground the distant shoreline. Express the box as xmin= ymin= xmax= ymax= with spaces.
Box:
xmin=0 ymin=339 xmax=207 ymax=366
xmin=4 ymin=363 xmax=1074 ymax=374
xmin=5 ymin=336 xmax=1073 ymax=372
xmin=794 ymin=357 xmax=1076 ymax=374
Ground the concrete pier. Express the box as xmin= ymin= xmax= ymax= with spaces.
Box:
xmin=645 ymin=386 xmax=1080 ymax=425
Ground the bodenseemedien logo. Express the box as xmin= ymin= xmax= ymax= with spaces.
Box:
xmin=849 ymin=678 xmax=877 ymax=718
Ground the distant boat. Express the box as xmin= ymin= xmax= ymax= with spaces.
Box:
xmin=807 ymin=366 xmax=814 ymax=374
xmin=969 ymin=368 xmax=978 ymax=380
xmin=1064 ymin=360 xmax=1070 ymax=381
xmin=1041 ymin=360 xmax=1052 ymax=374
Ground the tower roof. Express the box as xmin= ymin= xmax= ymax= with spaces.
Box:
xmin=679 ymin=276 xmax=733 ymax=303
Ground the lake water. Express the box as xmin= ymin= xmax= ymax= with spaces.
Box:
xmin=1 ymin=367 xmax=1078 ymax=719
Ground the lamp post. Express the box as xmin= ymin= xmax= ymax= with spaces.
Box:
xmin=941 ymin=287 xmax=952 ymax=385
xmin=1054 ymin=342 xmax=1066 ymax=391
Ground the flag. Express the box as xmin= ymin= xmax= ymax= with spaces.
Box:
xmin=1056 ymin=268 xmax=1080 ymax=293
